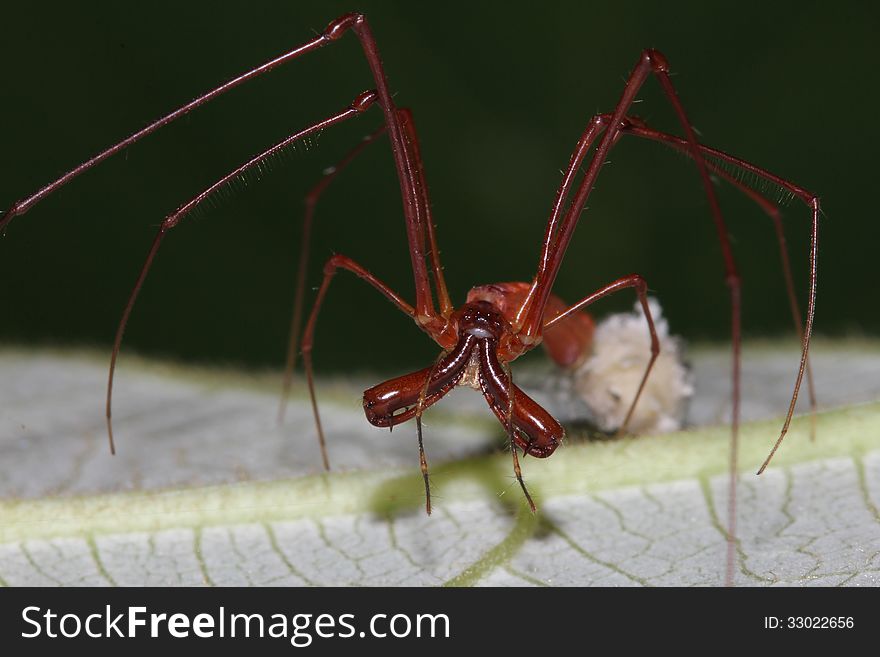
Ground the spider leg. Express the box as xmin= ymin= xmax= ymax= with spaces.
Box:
xmin=544 ymin=274 xmax=660 ymax=436
xmin=616 ymin=118 xmax=818 ymax=433
xmin=301 ymin=254 xmax=421 ymax=470
xmin=398 ymin=109 xmax=453 ymax=318
xmin=105 ymin=92 xmax=378 ymax=455
xmin=415 ymin=417 xmax=432 ymax=516
xmin=517 ymin=51 xmax=818 ymax=586
xmin=1 ymin=30 xmax=334 ymax=227
xmin=413 ymin=352 xmax=451 ymax=516
xmin=278 ymin=124 xmax=389 ymax=426
xmin=1 ymin=13 xmax=446 ymax=326
xmin=415 ymin=350 xmax=460 ymax=515
xmin=279 ymin=107 xmax=452 ymax=424
xmin=518 ymin=53 xmax=747 ymax=437
xmin=501 ymin=363 xmax=536 ymax=513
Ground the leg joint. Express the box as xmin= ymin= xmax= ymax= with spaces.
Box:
xmin=350 ymin=90 xmax=378 ymax=113
xmin=630 ymin=273 xmax=649 ymax=294
xmin=323 ymin=13 xmax=363 ymax=41
xmin=642 ymin=48 xmax=670 ymax=73
xmin=323 ymin=254 xmax=347 ymax=275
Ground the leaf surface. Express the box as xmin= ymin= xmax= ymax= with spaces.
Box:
xmin=1 ymin=344 xmax=879 ymax=586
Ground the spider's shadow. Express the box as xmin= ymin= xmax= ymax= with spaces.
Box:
xmin=368 ymin=445 xmax=571 ymax=540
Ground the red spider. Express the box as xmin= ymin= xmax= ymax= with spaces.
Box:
xmin=1 ymin=13 xmax=819 ymax=585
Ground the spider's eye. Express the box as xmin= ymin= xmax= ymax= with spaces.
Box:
xmin=466 ymin=327 xmax=493 ymax=339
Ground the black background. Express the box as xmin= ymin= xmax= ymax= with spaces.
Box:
xmin=1 ymin=1 xmax=875 ymax=375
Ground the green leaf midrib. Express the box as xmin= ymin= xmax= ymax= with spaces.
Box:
xmin=2 ymin=401 xmax=878 ymax=545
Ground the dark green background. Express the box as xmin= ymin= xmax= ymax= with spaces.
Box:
xmin=0 ymin=1 xmax=875 ymax=375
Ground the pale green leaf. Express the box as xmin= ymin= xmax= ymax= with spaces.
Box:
xmin=1 ymin=343 xmax=879 ymax=586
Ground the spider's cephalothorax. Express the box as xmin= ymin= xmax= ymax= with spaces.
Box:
xmin=363 ymin=293 xmax=565 ymax=458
